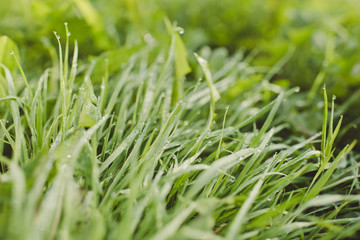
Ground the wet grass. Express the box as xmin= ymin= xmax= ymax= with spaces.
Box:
xmin=0 ymin=20 xmax=359 ymax=239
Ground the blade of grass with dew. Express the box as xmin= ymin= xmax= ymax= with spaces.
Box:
xmin=0 ymin=64 xmax=24 ymax=163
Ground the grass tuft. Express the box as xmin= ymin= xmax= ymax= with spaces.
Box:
xmin=0 ymin=16 xmax=359 ymax=240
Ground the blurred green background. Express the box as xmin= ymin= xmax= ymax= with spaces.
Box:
xmin=0 ymin=0 xmax=359 ymax=148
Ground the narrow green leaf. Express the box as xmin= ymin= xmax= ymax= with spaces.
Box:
xmin=194 ymin=53 xmax=220 ymax=105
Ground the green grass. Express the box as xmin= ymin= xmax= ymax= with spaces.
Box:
xmin=1 ymin=1 xmax=360 ymax=239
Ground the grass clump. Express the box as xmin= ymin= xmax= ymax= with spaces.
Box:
xmin=1 ymin=9 xmax=360 ymax=240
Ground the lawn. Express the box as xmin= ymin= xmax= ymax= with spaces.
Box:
xmin=0 ymin=0 xmax=359 ymax=239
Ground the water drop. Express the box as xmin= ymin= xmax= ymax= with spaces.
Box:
xmin=176 ymin=27 xmax=185 ymax=35
xmin=143 ymin=33 xmax=156 ymax=45
xmin=67 ymin=32 xmax=71 ymax=37
xmin=9 ymin=51 xmax=14 ymax=55
xmin=64 ymin=22 xmax=68 ymax=26
xmin=101 ymin=84 xmax=105 ymax=89
xmin=332 ymin=95 xmax=336 ymax=100
xmin=228 ymin=177 xmax=235 ymax=183
xmin=294 ymin=86 xmax=300 ymax=93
